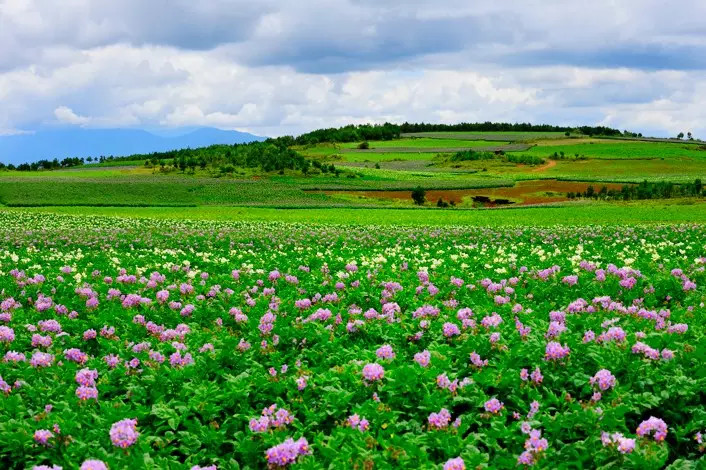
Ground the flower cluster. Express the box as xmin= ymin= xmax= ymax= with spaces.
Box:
xmin=346 ymin=414 xmax=369 ymax=432
xmin=362 ymin=363 xmax=384 ymax=383
xmin=249 ymin=404 xmax=294 ymax=432
xmin=590 ymin=369 xmax=616 ymax=391
xmin=265 ymin=437 xmax=310 ymax=467
xmin=601 ymin=432 xmax=636 ymax=454
xmin=109 ymin=418 xmax=139 ymax=448
xmin=636 ymin=417 xmax=668 ymax=442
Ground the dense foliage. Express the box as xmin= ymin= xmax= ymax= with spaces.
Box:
xmin=450 ymin=150 xmax=545 ymax=166
xmin=569 ymin=179 xmax=704 ymax=201
xmin=0 ymin=212 xmax=704 ymax=469
xmin=399 ymin=122 xmax=629 ymax=137
xmin=292 ymin=124 xmax=401 ymax=145
xmin=0 ymin=157 xmax=84 ymax=172
xmin=139 ymin=141 xmax=314 ymax=174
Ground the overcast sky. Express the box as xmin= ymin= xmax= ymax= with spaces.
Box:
xmin=1 ymin=0 xmax=705 ymax=137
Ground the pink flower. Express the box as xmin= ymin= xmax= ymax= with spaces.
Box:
xmin=414 ymin=350 xmax=431 ymax=367
xmin=636 ymin=417 xmax=668 ymax=442
xmin=0 ymin=326 xmax=15 ymax=343
xmin=30 ymin=352 xmax=54 ymax=368
xmin=443 ymin=322 xmax=461 ymax=337
xmin=484 ymin=398 xmax=504 ymax=414
xmin=362 ymin=363 xmax=384 ymax=382
xmin=80 ymin=460 xmax=108 ymax=470
xmin=76 ymin=368 xmax=98 ymax=386
xmin=428 ymin=408 xmax=452 ymax=429
xmin=110 ymin=418 xmax=139 ymax=448
xmin=375 ymin=344 xmax=395 ymax=360
xmin=470 ymin=351 xmax=488 ymax=369
xmin=590 ymin=369 xmax=616 ymax=391
xmin=544 ymin=342 xmax=570 ymax=361
xmin=443 ymin=457 xmax=465 ymax=470
xmin=347 ymin=414 xmax=369 ymax=432
xmin=76 ymin=386 xmax=98 ymax=401
xmin=34 ymin=429 xmax=54 ymax=446
xmin=265 ymin=437 xmax=310 ymax=466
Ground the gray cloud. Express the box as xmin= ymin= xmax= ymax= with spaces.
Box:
xmin=0 ymin=0 xmax=705 ymax=139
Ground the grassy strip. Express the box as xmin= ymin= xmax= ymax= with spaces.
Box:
xmin=5 ymin=199 xmax=705 ymax=226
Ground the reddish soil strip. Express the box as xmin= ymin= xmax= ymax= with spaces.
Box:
xmin=315 ymin=180 xmax=628 ymax=206
xmin=530 ymin=159 xmax=557 ymax=172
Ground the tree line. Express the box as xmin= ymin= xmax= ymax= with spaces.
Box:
xmin=398 ymin=121 xmax=629 ymax=137
xmin=450 ymin=149 xmax=545 ymax=165
xmin=0 ymin=157 xmax=84 ymax=171
xmin=568 ymin=179 xmax=704 ymax=201
xmin=291 ymin=123 xmax=401 ymax=145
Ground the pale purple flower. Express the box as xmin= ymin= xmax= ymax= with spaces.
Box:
xmin=443 ymin=457 xmax=465 ymax=470
xmin=30 ymin=352 xmax=54 ymax=368
xmin=544 ymin=342 xmax=570 ymax=361
xmin=362 ymin=363 xmax=384 ymax=382
xmin=636 ymin=417 xmax=668 ymax=442
xmin=428 ymin=408 xmax=452 ymax=429
xmin=375 ymin=344 xmax=395 ymax=360
xmin=34 ymin=429 xmax=54 ymax=446
xmin=80 ymin=460 xmax=108 ymax=470
xmin=590 ymin=369 xmax=616 ymax=391
xmin=484 ymin=398 xmax=504 ymax=414
xmin=443 ymin=322 xmax=461 ymax=337
xmin=110 ymin=418 xmax=139 ymax=448
xmin=265 ymin=437 xmax=310 ymax=467
xmin=414 ymin=350 xmax=430 ymax=367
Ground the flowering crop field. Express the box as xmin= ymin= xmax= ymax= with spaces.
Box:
xmin=0 ymin=212 xmax=704 ymax=469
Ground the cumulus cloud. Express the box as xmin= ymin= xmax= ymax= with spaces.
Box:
xmin=0 ymin=0 xmax=705 ymax=137
xmin=54 ymin=106 xmax=89 ymax=125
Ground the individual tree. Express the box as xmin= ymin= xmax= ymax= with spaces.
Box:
xmin=677 ymin=132 xmax=684 ymax=139
xmin=412 ymin=186 xmax=426 ymax=205
xmin=687 ymin=132 xmax=693 ymax=140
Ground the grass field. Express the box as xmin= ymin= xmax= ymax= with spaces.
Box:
xmin=292 ymin=134 xmax=706 ymax=185
xmin=1 ymin=130 xmax=704 ymax=214
xmin=0 ymin=170 xmax=516 ymax=207
xmin=517 ymin=140 xmax=706 ymax=160
xmin=5 ymin=198 xmax=706 ymax=225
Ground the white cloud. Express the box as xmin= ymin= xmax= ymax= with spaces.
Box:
xmin=53 ymin=106 xmax=89 ymax=125
xmin=0 ymin=1 xmax=705 ymax=138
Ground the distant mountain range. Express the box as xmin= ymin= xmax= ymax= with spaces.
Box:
xmin=0 ymin=127 xmax=266 ymax=165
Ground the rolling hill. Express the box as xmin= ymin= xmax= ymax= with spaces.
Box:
xmin=0 ymin=127 xmax=265 ymax=164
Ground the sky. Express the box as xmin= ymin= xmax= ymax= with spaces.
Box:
xmin=1 ymin=0 xmax=705 ymax=138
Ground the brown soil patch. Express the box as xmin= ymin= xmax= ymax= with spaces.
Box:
xmin=530 ymin=159 xmax=557 ymax=173
xmin=316 ymin=180 xmax=628 ymax=206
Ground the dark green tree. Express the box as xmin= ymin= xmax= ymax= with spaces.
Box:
xmin=412 ymin=186 xmax=426 ymax=206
